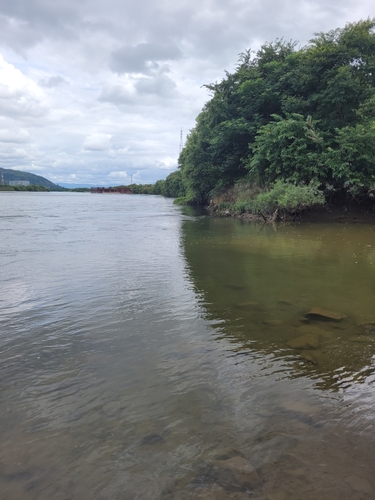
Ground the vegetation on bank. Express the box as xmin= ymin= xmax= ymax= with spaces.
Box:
xmin=156 ymin=19 xmax=375 ymax=218
xmin=117 ymin=171 xmax=186 ymax=198
xmin=211 ymin=180 xmax=325 ymax=220
xmin=0 ymin=184 xmax=51 ymax=192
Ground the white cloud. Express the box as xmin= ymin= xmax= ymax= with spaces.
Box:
xmin=82 ymin=133 xmax=112 ymax=151
xmin=108 ymin=170 xmax=128 ymax=178
xmin=0 ymin=128 xmax=30 ymax=143
xmin=0 ymin=54 xmax=48 ymax=118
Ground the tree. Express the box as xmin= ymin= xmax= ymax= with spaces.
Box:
xmin=178 ymin=19 xmax=375 ymax=204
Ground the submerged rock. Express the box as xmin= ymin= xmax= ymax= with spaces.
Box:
xmin=194 ymin=485 xmax=229 ymax=499
xmin=213 ymin=456 xmax=262 ymax=491
xmin=299 ymin=351 xmax=318 ymax=364
xmin=344 ymin=475 xmax=374 ymax=495
xmin=358 ymin=322 xmax=375 ymax=335
xmin=299 ymin=350 xmax=327 ymax=366
xmin=298 ymin=317 xmax=309 ymax=324
xmin=139 ymin=433 xmax=164 ymax=445
xmin=265 ymin=492 xmax=287 ymax=500
xmin=211 ymin=447 xmax=245 ymax=461
xmin=237 ymin=301 xmax=260 ymax=308
xmin=305 ymin=307 xmax=346 ymax=321
xmin=349 ymin=335 xmax=375 ymax=343
xmin=287 ymin=333 xmax=320 ymax=350
xmin=277 ymin=300 xmax=293 ymax=306
xmin=194 ymin=487 xmax=250 ymax=500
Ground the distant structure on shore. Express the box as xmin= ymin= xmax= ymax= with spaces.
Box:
xmin=9 ymin=180 xmax=30 ymax=187
xmin=91 ymin=187 xmax=132 ymax=194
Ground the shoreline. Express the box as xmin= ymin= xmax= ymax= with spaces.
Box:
xmin=208 ymin=205 xmax=375 ymax=224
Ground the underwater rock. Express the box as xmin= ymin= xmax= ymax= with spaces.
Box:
xmin=265 ymin=492 xmax=287 ymax=500
xmin=226 ymin=284 xmax=247 ymax=291
xmin=139 ymin=433 xmax=164 ymax=445
xmin=349 ymin=336 xmax=375 ymax=343
xmin=211 ymin=447 xmax=245 ymax=461
xmin=344 ymin=475 xmax=373 ymax=495
xmin=297 ymin=324 xmax=331 ymax=338
xmin=194 ymin=485 xmax=229 ymax=499
xmin=194 ymin=487 xmax=251 ymax=500
xmin=277 ymin=300 xmax=293 ymax=306
xmin=305 ymin=307 xmax=346 ymax=321
xmin=299 ymin=350 xmax=328 ymax=366
xmin=237 ymin=301 xmax=260 ymax=308
xmin=213 ymin=456 xmax=262 ymax=491
xmin=298 ymin=317 xmax=309 ymax=324
xmin=287 ymin=333 xmax=320 ymax=350
xmin=299 ymin=351 xmax=318 ymax=364
xmin=358 ymin=322 xmax=375 ymax=335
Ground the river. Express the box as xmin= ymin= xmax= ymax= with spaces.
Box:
xmin=1 ymin=192 xmax=375 ymax=499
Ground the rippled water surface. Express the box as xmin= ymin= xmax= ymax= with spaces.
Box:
xmin=1 ymin=192 xmax=375 ymax=500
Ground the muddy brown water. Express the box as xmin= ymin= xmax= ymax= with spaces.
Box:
xmin=1 ymin=192 xmax=375 ymax=499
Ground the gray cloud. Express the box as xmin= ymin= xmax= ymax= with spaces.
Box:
xmin=135 ymin=73 xmax=178 ymax=97
xmin=98 ymin=84 xmax=134 ymax=106
xmin=109 ymin=43 xmax=182 ymax=75
xmin=39 ymin=75 xmax=68 ymax=88
xmin=0 ymin=2 xmax=80 ymax=57
xmin=99 ymin=71 xmax=179 ymax=109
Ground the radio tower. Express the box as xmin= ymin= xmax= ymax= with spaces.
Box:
xmin=179 ymin=128 xmax=184 ymax=156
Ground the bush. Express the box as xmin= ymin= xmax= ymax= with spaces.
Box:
xmin=252 ymin=180 xmax=325 ymax=215
xmin=217 ymin=201 xmax=232 ymax=211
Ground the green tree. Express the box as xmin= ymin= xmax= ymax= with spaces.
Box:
xmin=178 ymin=19 xmax=375 ymax=205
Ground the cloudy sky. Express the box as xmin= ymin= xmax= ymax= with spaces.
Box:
xmin=0 ymin=0 xmax=374 ymax=187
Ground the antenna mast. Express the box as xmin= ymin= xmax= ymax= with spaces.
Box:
xmin=179 ymin=128 xmax=184 ymax=156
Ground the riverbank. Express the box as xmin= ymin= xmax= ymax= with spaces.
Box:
xmin=209 ymin=204 xmax=375 ymax=224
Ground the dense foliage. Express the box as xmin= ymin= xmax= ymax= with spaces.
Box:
xmin=0 ymin=184 xmax=50 ymax=192
xmin=121 ymin=171 xmax=186 ymax=198
xmin=177 ymin=19 xmax=375 ymax=208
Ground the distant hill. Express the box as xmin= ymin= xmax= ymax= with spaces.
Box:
xmin=0 ymin=168 xmax=64 ymax=191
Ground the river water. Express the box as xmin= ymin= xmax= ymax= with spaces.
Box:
xmin=1 ymin=192 xmax=375 ymax=499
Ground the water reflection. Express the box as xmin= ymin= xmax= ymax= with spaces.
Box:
xmin=181 ymin=216 xmax=375 ymax=390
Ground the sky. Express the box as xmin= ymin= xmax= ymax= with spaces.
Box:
xmin=0 ymin=0 xmax=374 ymax=187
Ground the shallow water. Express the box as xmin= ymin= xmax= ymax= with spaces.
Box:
xmin=1 ymin=192 xmax=375 ymax=499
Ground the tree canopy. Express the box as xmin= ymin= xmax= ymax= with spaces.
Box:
xmin=176 ymin=19 xmax=375 ymax=205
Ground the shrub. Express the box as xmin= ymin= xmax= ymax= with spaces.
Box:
xmin=217 ymin=201 xmax=232 ymax=211
xmin=252 ymin=180 xmax=325 ymax=215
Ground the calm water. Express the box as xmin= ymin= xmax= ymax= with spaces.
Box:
xmin=1 ymin=192 xmax=375 ymax=500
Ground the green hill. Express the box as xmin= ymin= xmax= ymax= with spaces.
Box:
xmin=0 ymin=168 xmax=64 ymax=191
